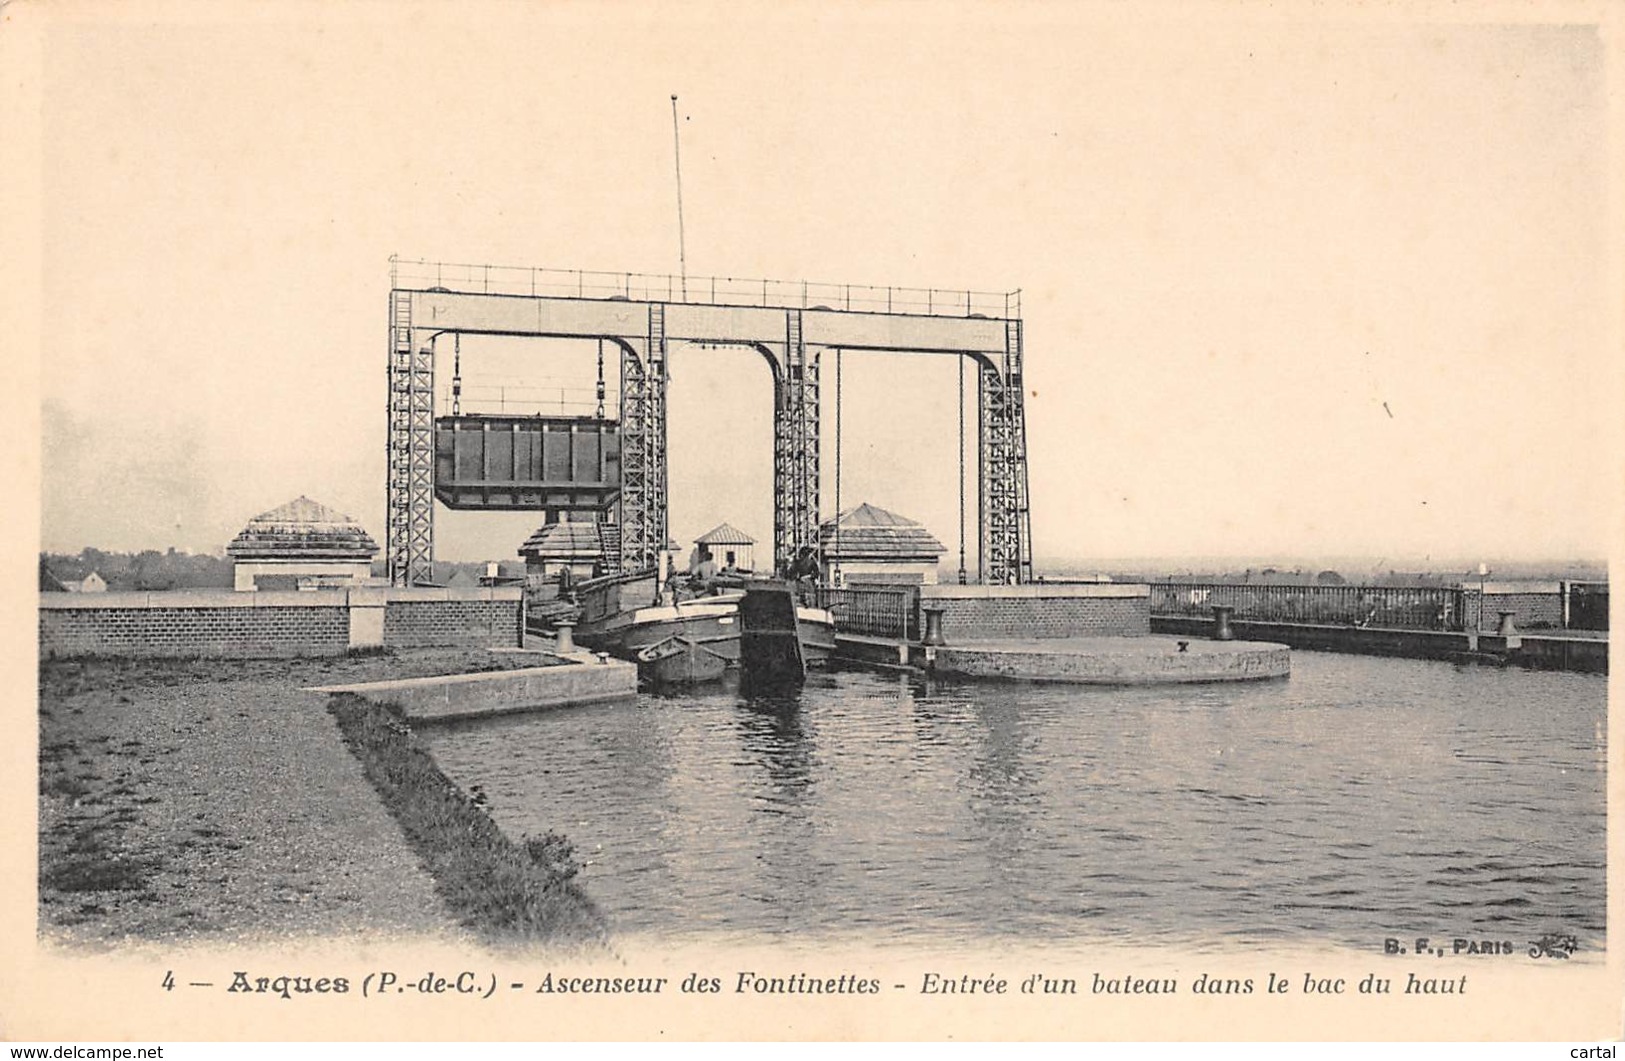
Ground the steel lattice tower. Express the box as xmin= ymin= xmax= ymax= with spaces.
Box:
xmin=978 ymin=320 xmax=1034 ymax=585
xmin=615 ymin=305 xmax=669 ymax=572
xmin=773 ymin=310 xmax=821 ymax=576
xmin=386 ymin=291 xmax=436 ymax=587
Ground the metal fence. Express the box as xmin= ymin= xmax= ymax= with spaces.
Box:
xmin=812 ymin=585 xmax=920 ymax=641
xmin=1148 ymin=582 xmax=1465 ymax=631
xmin=392 ymin=256 xmax=1020 ymax=320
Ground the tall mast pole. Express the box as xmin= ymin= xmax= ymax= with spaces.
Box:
xmin=671 ymin=94 xmax=688 ymax=302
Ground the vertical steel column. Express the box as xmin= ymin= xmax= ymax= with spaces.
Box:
xmin=978 ymin=319 xmax=1030 ymax=585
xmin=648 ymin=304 xmax=669 ymax=566
xmin=386 ymin=291 xmax=412 ymax=584
xmin=617 ymin=342 xmax=648 ymax=571
xmin=386 ymin=290 xmax=435 ymax=586
xmin=977 ymin=355 xmax=987 ymax=585
xmin=1009 ymin=320 xmax=1034 ymax=583
xmin=407 ymin=333 xmax=436 ymax=586
xmin=616 ymin=305 xmax=669 ymax=572
xmin=977 ymin=361 xmax=998 ymax=583
xmin=772 ymin=310 xmax=820 ymax=575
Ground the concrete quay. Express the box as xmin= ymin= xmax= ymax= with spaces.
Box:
xmin=836 ymin=634 xmax=1290 ymax=684
xmin=309 ymin=656 xmax=638 ymax=722
xmin=930 ymin=636 xmax=1289 ymax=684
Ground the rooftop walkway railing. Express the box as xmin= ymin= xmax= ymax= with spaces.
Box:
xmin=392 ymin=256 xmax=1020 ymax=320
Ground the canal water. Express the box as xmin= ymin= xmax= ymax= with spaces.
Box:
xmin=420 ymin=652 xmax=1606 ymax=952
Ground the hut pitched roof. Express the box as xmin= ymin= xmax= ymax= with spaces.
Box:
xmin=226 ymin=496 xmax=379 ymax=561
xmin=695 ymin=522 xmax=754 ymax=546
xmin=819 ymin=503 xmax=946 ymax=561
xmin=518 ymin=521 xmax=604 ymax=561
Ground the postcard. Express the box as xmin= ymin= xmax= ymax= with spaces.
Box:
xmin=4 ymin=0 xmax=1620 ymax=1045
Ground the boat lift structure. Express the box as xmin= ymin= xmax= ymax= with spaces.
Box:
xmin=386 ymin=257 xmax=1033 ymax=588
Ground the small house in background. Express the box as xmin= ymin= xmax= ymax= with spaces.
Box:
xmin=819 ymin=503 xmax=947 ymax=586
xmin=691 ymin=523 xmax=755 ymax=573
xmin=58 ymin=570 xmax=108 ymax=593
xmin=226 ymin=496 xmax=379 ymax=591
xmin=400 ymin=561 xmax=514 ymax=588
xmin=480 ymin=560 xmax=527 ymax=587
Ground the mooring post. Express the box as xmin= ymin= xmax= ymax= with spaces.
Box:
xmin=1495 ymin=611 xmax=1522 ymax=653
xmin=555 ymin=621 xmax=576 ymax=655
xmin=1211 ymin=604 xmax=1235 ymax=641
xmin=922 ymin=605 xmax=947 ymax=647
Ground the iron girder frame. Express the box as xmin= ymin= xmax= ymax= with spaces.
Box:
xmin=615 ymin=304 xmax=669 ymax=573
xmin=773 ymin=310 xmax=821 ymax=577
xmin=388 ymin=291 xmax=1027 ymax=587
xmin=387 ymin=291 xmax=436 ymax=587
xmin=978 ymin=318 xmax=1033 ymax=585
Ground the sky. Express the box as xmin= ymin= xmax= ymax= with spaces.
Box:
xmin=23 ymin=3 xmax=1623 ymax=571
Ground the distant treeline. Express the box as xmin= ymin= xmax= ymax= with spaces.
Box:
xmin=41 ymin=550 xmax=519 ymax=591
xmin=1040 ymin=561 xmax=1607 ymax=586
xmin=42 ymin=548 xmax=234 ymax=591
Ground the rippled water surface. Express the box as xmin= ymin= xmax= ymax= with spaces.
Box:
xmin=421 ymin=652 xmax=1606 ymax=949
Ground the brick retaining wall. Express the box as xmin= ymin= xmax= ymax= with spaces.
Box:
xmin=384 ymin=599 xmax=522 ymax=649
xmin=921 ymin=584 xmax=1149 ymax=640
xmin=1467 ymin=588 xmax=1564 ymax=631
xmin=39 ymin=600 xmax=350 ymax=658
xmin=39 ymin=587 xmax=523 ymax=659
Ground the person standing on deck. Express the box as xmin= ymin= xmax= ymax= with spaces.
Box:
xmin=690 ymin=547 xmax=718 ymax=594
xmin=785 ymin=545 xmax=821 ymax=602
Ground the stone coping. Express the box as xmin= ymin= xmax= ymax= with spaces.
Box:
xmin=39 ymin=586 xmax=523 ymax=610
xmin=921 ymin=583 xmax=1148 ymax=600
xmin=307 ymin=658 xmax=639 ymax=721
xmin=1474 ymin=581 xmax=1562 ymax=595
xmin=933 ymin=636 xmax=1290 ymax=684
xmin=378 ymin=586 xmax=524 ymax=603
xmin=946 ymin=635 xmax=1283 ymax=654
xmin=307 ymin=663 xmax=581 ymax=695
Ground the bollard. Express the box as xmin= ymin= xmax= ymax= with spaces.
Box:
xmin=1211 ymin=605 xmax=1235 ymax=641
xmin=1495 ymin=611 xmax=1522 ymax=652
xmin=555 ymin=621 xmax=576 ymax=654
xmin=922 ymin=605 xmax=947 ymax=647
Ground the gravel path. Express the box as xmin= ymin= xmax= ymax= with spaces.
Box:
xmin=38 ymin=650 xmax=531 ymax=949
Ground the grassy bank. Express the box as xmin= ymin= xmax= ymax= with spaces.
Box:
xmin=326 ymin=693 xmax=606 ymax=948
xmin=38 ymin=651 xmax=515 ymax=944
